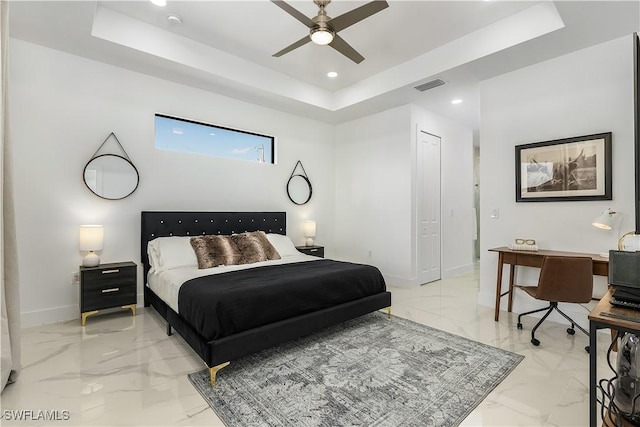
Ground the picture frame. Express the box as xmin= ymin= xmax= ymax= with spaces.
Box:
xmin=515 ymin=132 xmax=612 ymax=202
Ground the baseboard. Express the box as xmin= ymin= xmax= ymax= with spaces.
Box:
xmin=21 ymin=304 xmax=78 ymax=328
xmin=21 ymin=293 xmax=144 ymax=328
xmin=386 ymin=264 xmax=476 ymax=289
xmin=383 ymin=274 xmax=420 ymax=288
xmin=478 ymin=291 xmax=496 ymax=309
xmin=442 ymin=263 xmax=474 ymax=279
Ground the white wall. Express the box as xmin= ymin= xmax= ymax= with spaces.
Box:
xmin=479 ymin=35 xmax=635 ymax=324
xmin=334 ymin=104 xmax=473 ymax=287
xmin=334 ymin=105 xmax=413 ymax=284
xmin=9 ymin=39 xmax=335 ymax=327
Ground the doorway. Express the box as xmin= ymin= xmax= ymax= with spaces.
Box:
xmin=418 ymin=130 xmax=442 ymax=284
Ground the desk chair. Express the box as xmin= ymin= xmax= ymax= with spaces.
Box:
xmin=516 ymin=255 xmax=593 ymax=352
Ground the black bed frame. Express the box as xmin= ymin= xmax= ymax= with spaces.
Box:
xmin=141 ymin=211 xmax=392 ymax=386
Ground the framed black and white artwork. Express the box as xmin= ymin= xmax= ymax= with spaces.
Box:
xmin=515 ymin=132 xmax=612 ymax=202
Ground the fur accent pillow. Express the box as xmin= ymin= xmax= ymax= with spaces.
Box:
xmin=189 ymin=235 xmax=243 ymax=269
xmin=232 ymin=231 xmax=281 ymax=264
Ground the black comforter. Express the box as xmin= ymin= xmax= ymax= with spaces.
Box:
xmin=178 ymin=259 xmax=386 ymax=341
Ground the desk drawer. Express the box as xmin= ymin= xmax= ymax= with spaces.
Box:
xmin=500 ymin=251 xmax=543 ymax=268
xmin=515 ymin=253 xmax=544 ymax=268
xmin=502 ymin=253 xmax=518 ymax=264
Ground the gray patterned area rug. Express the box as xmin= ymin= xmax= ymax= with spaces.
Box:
xmin=188 ymin=313 xmax=523 ymax=427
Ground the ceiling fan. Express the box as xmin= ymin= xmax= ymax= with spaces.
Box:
xmin=271 ymin=0 xmax=389 ymax=64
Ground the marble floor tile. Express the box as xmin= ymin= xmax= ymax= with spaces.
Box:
xmin=0 ymin=266 xmax=614 ymax=426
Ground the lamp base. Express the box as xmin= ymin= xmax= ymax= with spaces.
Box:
xmin=619 ymin=232 xmax=640 ymax=251
xmin=305 ymin=237 xmax=315 ymax=247
xmin=82 ymin=252 xmax=100 ymax=267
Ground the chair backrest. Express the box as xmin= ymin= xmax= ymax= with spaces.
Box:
xmin=535 ymin=256 xmax=593 ymax=303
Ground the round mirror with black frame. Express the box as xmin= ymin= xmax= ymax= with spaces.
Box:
xmin=83 ymin=154 xmax=139 ymax=200
xmin=287 ymin=174 xmax=312 ymax=205
xmin=287 ymin=161 xmax=313 ymax=205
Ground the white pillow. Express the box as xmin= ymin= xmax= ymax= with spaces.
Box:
xmin=147 ymin=236 xmax=198 ymax=273
xmin=266 ymin=234 xmax=300 ymax=257
xmin=147 ymin=240 xmax=161 ymax=274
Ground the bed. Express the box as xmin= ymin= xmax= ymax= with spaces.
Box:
xmin=141 ymin=211 xmax=392 ymax=387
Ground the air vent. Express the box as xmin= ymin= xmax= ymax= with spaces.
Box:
xmin=414 ymin=79 xmax=446 ymax=92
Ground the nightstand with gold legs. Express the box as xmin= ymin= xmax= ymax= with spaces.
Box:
xmin=81 ymin=304 xmax=137 ymax=326
xmin=80 ymin=262 xmax=137 ymax=326
xmin=81 ymin=310 xmax=98 ymax=326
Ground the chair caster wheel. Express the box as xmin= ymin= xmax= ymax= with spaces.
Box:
xmin=531 ymin=338 xmax=540 ymax=346
xmin=517 ymin=323 xmax=523 ymax=330
xmin=585 ymin=346 xmax=590 ymax=353
xmin=567 ymin=328 xmax=575 ymax=335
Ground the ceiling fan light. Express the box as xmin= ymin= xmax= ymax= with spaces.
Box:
xmin=311 ymin=28 xmax=334 ymax=45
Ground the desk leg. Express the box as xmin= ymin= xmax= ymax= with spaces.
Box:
xmin=507 ymin=265 xmax=515 ymax=313
xmin=589 ymin=320 xmax=597 ymax=427
xmin=494 ymin=253 xmax=504 ymax=321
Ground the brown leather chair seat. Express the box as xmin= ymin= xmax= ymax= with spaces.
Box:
xmin=516 ymin=255 xmax=593 ymax=352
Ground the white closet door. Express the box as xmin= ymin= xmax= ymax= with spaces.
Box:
xmin=418 ymin=131 xmax=441 ymax=284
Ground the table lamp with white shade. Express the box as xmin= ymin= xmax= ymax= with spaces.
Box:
xmin=303 ymin=220 xmax=316 ymax=247
xmin=592 ymin=208 xmax=621 ymax=257
xmin=592 ymin=208 xmax=620 ymax=229
xmin=79 ymin=225 xmax=104 ymax=267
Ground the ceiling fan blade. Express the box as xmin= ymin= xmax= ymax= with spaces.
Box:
xmin=328 ymin=1 xmax=389 ymax=33
xmin=271 ymin=0 xmax=315 ymax=28
xmin=273 ymin=35 xmax=312 ymax=57
xmin=329 ymin=34 xmax=365 ymax=64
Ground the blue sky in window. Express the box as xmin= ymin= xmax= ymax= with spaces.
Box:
xmin=155 ymin=115 xmax=274 ymax=163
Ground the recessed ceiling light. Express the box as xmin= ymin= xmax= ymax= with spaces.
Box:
xmin=327 ymin=71 xmax=338 ymax=78
xmin=150 ymin=0 xmax=167 ymax=7
xmin=167 ymin=14 xmax=182 ymax=25
xmin=451 ymin=99 xmax=463 ymax=105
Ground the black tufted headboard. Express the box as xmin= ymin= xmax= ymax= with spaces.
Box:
xmin=140 ymin=211 xmax=287 ymax=282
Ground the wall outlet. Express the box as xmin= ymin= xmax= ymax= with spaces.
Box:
xmin=71 ymin=271 xmax=79 ymax=286
xmin=368 ymin=250 xmax=373 ymax=259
